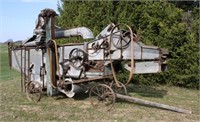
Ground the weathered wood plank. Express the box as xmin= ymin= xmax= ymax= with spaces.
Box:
xmin=116 ymin=93 xmax=192 ymax=114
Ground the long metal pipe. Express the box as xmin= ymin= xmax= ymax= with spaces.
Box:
xmin=23 ymin=27 xmax=94 ymax=46
xmin=55 ymin=27 xmax=94 ymax=39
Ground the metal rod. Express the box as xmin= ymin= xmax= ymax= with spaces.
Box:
xmin=24 ymin=48 xmax=26 ymax=92
xmin=28 ymin=49 xmax=30 ymax=83
xmin=62 ymin=46 xmax=64 ymax=64
xmin=51 ymin=16 xmax=55 ymax=39
xmin=42 ymin=49 xmax=44 ymax=89
xmin=73 ymin=76 xmax=112 ymax=84
xmin=21 ymin=47 xmax=23 ymax=92
xmin=51 ymin=16 xmax=57 ymax=88
xmin=13 ymin=50 xmax=22 ymax=70
xmin=8 ymin=43 xmax=12 ymax=69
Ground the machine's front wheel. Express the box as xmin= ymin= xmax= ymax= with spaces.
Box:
xmin=26 ymin=81 xmax=42 ymax=102
xmin=89 ymin=84 xmax=116 ymax=111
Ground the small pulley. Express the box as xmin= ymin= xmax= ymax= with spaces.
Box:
xmin=69 ymin=48 xmax=86 ymax=68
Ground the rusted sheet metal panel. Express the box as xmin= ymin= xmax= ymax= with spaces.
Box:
xmin=122 ymin=42 xmax=142 ymax=60
xmin=29 ymin=50 xmax=46 ymax=86
xmin=141 ymin=46 xmax=160 ymax=60
xmin=88 ymin=49 xmax=105 ymax=60
xmin=62 ymin=45 xmax=84 ymax=60
xmin=122 ymin=42 xmax=160 ymax=60
xmin=87 ymin=38 xmax=105 ymax=60
xmin=124 ymin=61 xmax=161 ymax=74
xmin=65 ymin=65 xmax=82 ymax=78
xmin=11 ymin=49 xmax=46 ymax=86
xmin=12 ymin=50 xmax=22 ymax=72
xmin=87 ymin=39 xmax=161 ymax=61
xmin=95 ymin=23 xmax=115 ymax=39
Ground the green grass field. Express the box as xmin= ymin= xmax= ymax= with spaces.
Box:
xmin=0 ymin=44 xmax=199 ymax=121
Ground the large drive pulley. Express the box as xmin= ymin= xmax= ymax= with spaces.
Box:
xmin=111 ymin=30 xmax=131 ymax=49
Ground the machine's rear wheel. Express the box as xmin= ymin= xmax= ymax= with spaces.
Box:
xmin=89 ymin=84 xmax=116 ymax=111
xmin=26 ymin=81 xmax=42 ymax=102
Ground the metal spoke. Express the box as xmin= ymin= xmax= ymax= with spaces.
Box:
xmin=91 ymin=89 xmax=100 ymax=96
xmin=96 ymin=86 xmax=100 ymax=95
xmin=116 ymin=39 xmax=121 ymax=46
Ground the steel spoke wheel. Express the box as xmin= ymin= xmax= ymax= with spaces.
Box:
xmin=89 ymin=84 xmax=116 ymax=111
xmin=26 ymin=81 xmax=42 ymax=102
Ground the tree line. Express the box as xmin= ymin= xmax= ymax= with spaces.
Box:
xmin=56 ymin=0 xmax=199 ymax=89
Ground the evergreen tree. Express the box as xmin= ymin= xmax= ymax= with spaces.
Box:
xmin=56 ymin=1 xmax=199 ymax=89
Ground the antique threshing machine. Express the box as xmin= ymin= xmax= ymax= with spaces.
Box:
xmin=8 ymin=9 xmax=191 ymax=113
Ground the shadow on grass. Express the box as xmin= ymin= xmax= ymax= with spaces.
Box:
xmin=126 ymin=84 xmax=167 ymax=98
xmin=73 ymin=93 xmax=89 ymax=100
xmin=50 ymin=92 xmax=89 ymax=101
xmin=41 ymin=83 xmax=167 ymax=102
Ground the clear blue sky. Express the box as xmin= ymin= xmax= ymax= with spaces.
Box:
xmin=0 ymin=0 xmax=60 ymax=42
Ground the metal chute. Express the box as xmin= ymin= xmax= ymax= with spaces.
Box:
xmin=57 ymin=78 xmax=88 ymax=98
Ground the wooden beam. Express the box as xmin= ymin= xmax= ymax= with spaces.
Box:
xmin=116 ymin=93 xmax=192 ymax=114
